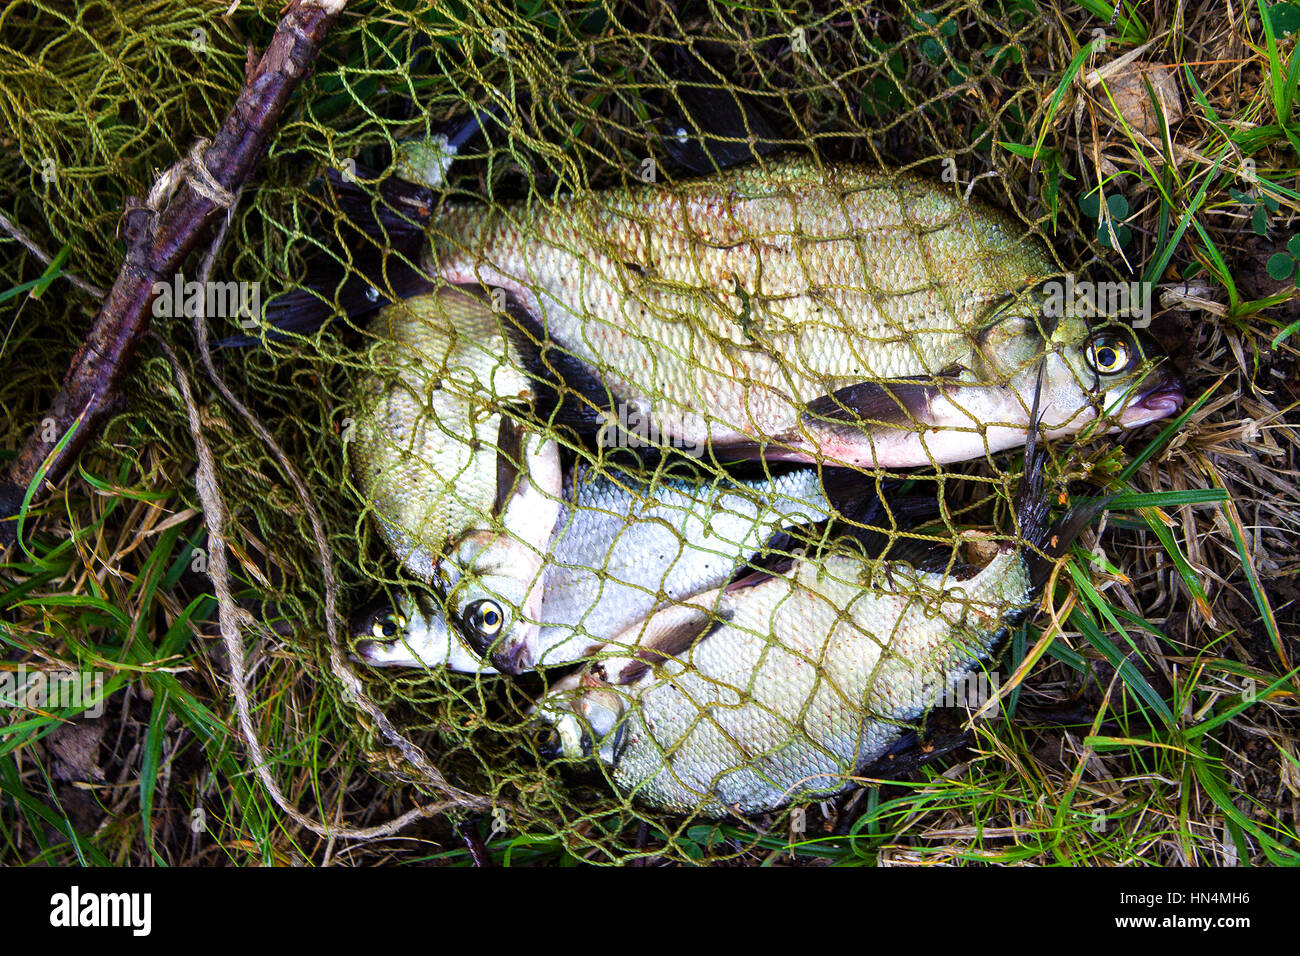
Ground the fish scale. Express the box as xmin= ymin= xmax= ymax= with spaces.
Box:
xmin=431 ymin=157 xmax=1059 ymax=446
xmin=351 ymin=289 xmax=530 ymax=579
xmin=529 ymin=466 xmax=835 ymax=666
xmin=542 ymin=547 xmax=1034 ymax=816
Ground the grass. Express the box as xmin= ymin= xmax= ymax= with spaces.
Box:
xmin=1 ymin=0 xmax=1298 ymax=866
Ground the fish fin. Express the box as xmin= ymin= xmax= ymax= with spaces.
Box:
xmin=492 ymin=416 xmax=526 ymax=519
xmin=724 ymin=564 xmax=788 ymax=591
xmin=1025 ymin=496 xmax=1110 ymax=591
xmin=218 ymin=252 xmax=437 ymax=347
xmin=689 ymin=438 xmax=815 ymax=465
xmin=652 ymin=72 xmax=781 ymax=174
xmin=873 ymin=537 xmax=959 ymax=574
xmin=217 ymin=167 xmax=437 ymax=348
xmin=613 ymin=605 xmax=734 ymax=684
xmin=726 ymin=537 xmax=805 ymax=587
xmin=858 ymin=714 xmax=976 ymax=784
xmin=741 ymin=480 xmax=950 ymax=581
xmin=494 ymin=295 xmax=621 ymax=431
xmin=1015 ymin=361 xmax=1112 ymax=589
xmin=818 ymin=465 xmax=882 ymax=526
xmin=323 ymin=165 xmax=437 ymax=245
xmin=802 ymin=378 xmax=942 ymax=430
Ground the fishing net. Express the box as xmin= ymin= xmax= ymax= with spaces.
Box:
xmin=0 ymin=0 xmax=1173 ymax=862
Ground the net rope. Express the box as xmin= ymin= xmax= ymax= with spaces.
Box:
xmin=0 ymin=0 xmax=1157 ymax=862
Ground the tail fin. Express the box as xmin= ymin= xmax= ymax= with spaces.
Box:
xmin=217 ymin=105 xmax=504 ymax=348
xmin=217 ymin=166 xmax=437 ymax=347
xmin=1016 ymin=360 xmax=1110 ymax=589
xmin=819 ymin=465 xmax=883 ymax=529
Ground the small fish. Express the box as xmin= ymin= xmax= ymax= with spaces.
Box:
xmin=352 ymin=459 xmax=865 ymax=675
xmin=536 ymin=403 xmax=1100 ymax=815
xmin=429 ymin=156 xmax=1184 ymax=466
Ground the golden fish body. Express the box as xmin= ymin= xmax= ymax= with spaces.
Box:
xmin=350 ymin=288 xmax=531 ymax=579
xmin=429 ymin=156 xmax=1180 ymax=466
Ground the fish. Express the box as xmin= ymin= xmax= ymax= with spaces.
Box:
xmin=350 ymin=286 xmax=577 ymax=672
xmin=429 ymin=155 xmax=1184 ymax=467
xmin=349 ymin=286 xmax=550 ymax=581
xmin=352 ymin=458 xmax=871 ymax=675
xmin=534 ymin=399 xmax=1101 ymax=815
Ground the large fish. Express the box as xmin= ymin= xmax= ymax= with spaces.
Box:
xmin=352 ymin=458 xmax=866 ymax=674
xmin=535 ymin=410 xmax=1098 ymax=815
xmin=429 ymin=155 xmax=1183 ymax=467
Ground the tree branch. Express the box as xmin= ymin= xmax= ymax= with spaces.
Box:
xmin=0 ymin=0 xmax=348 ymax=542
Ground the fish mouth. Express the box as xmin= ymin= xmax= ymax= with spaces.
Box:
xmin=488 ymin=641 xmax=533 ymax=676
xmin=1118 ymin=369 xmax=1185 ymax=428
xmin=352 ymin=637 xmax=409 ymax=666
xmin=352 ymin=639 xmax=386 ymax=663
xmin=457 ymin=619 xmax=531 ymax=675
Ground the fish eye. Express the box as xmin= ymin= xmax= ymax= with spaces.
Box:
xmin=1087 ymin=333 xmax=1132 ymax=375
xmin=371 ymin=610 xmax=405 ymax=641
xmin=463 ymin=599 xmax=504 ymax=638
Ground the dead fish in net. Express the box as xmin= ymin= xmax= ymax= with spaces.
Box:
xmin=348 ymin=285 xmax=870 ymax=675
xmin=353 ymin=454 xmax=877 ymax=675
xmin=350 ymin=286 xmax=557 ymax=583
xmin=534 ymin=404 xmax=1102 ymax=815
xmin=431 ymin=155 xmax=1183 ymax=466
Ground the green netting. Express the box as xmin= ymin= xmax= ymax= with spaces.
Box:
xmin=0 ymin=0 xmax=1169 ymax=862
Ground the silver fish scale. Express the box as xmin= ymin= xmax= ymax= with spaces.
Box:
xmin=432 ymin=157 xmax=1056 ymax=442
xmin=607 ymin=550 xmax=1033 ymax=815
xmin=530 ymin=468 xmax=831 ymax=665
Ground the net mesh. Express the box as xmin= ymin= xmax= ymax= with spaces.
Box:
xmin=0 ymin=0 xmax=1158 ymax=862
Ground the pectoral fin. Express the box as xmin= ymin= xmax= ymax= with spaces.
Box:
xmin=601 ymin=602 xmax=734 ymax=685
xmin=496 ymin=293 xmax=622 ymax=431
xmin=802 ymin=379 xmax=942 ymax=431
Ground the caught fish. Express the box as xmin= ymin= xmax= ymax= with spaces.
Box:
xmin=353 ymin=457 xmax=866 ymax=675
xmin=350 ymin=286 xmax=551 ymax=581
xmin=430 ymin=155 xmax=1183 ymax=467
xmin=536 ymin=411 xmax=1099 ymax=815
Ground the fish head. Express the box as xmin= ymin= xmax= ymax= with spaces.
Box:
xmin=438 ymin=531 xmax=546 ymax=675
xmin=350 ymin=590 xmax=496 ymax=674
xmin=1043 ymin=314 xmax=1184 ymax=431
xmin=537 ymin=671 xmax=630 ymax=763
xmin=350 ymin=529 xmax=548 ymax=675
xmin=971 ymin=289 xmax=1184 ymax=439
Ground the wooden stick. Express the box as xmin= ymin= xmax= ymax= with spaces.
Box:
xmin=0 ymin=0 xmax=348 ymax=542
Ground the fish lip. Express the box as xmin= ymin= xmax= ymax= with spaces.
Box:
xmin=488 ymin=641 xmax=532 ymax=676
xmin=1119 ymin=369 xmax=1185 ymax=427
xmin=352 ymin=638 xmax=408 ymax=666
xmin=353 ymin=638 xmax=404 ymax=664
xmin=459 ymin=620 xmax=511 ymax=671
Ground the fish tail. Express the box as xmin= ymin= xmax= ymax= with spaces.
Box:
xmin=217 ymin=166 xmax=439 ymax=347
xmin=819 ymin=465 xmax=881 ymax=527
